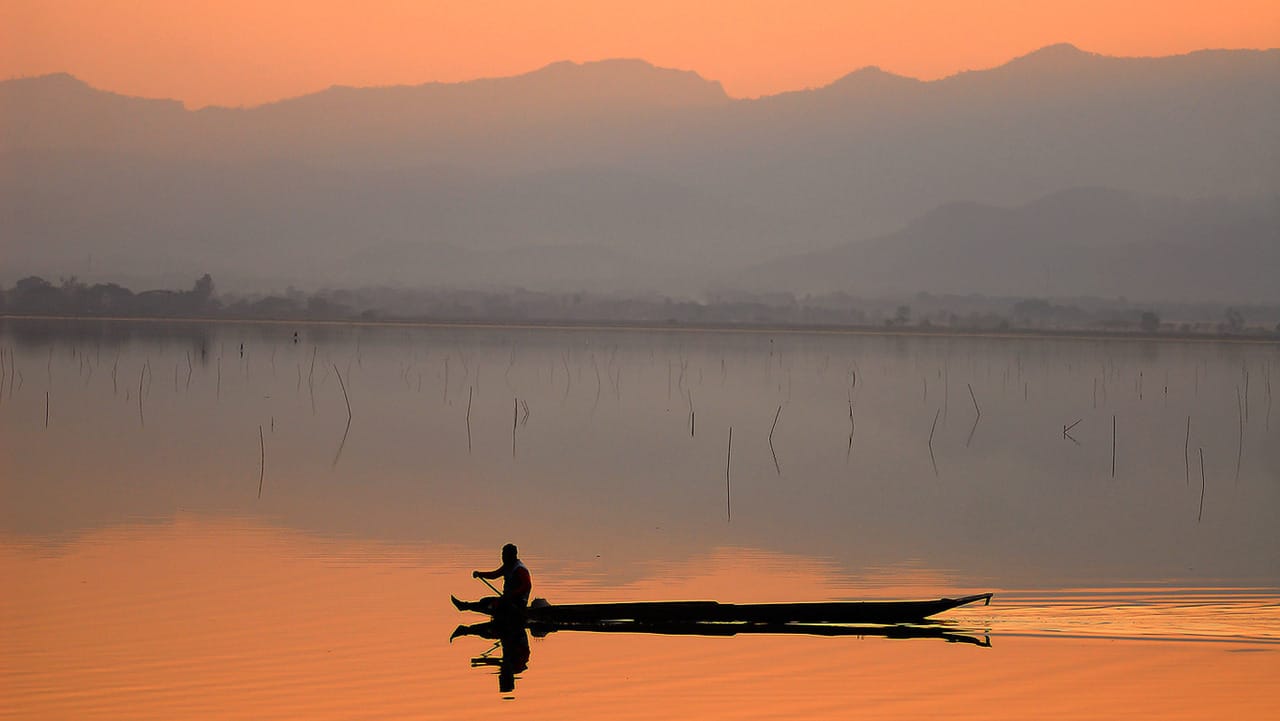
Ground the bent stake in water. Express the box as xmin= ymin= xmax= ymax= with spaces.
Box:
xmin=1235 ymin=386 xmax=1244 ymax=482
xmin=257 ymin=425 xmax=265 ymax=499
xmin=1184 ymin=416 xmax=1191 ymax=486
xmin=726 ymin=426 xmax=733 ymax=522
xmin=138 ymin=366 xmax=145 ymax=427
xmin=333 ymin=363 xmax=353 ymax=424
xmin=928 ymin=408 xmax=941 ymax=476
xmin=769 ymin=404 xmax=782 ymax=475
xmin=330 ymin=364 xmax=353 ymax=469
xmin=1198 ymin=447 xmax=1206 ymax=522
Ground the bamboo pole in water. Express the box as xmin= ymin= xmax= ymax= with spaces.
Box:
xmin=257 ymin=425 xmax=265 ymax=499
xmin=928 ymin=408 xmax=941 ymax=476
xmin=1235 ymin=386 xmax=1244 ymax=482
xmin=689 ymin=392 xmax=696 ymax=438
xmin=1244 ymin=365 xmax=1250 ymax=422
xmin=688 ymin=389 xmax=695 ymax=438
xmin=1266 ymin=362 xmax=1272 ymax=431
xmin=138 ymin=365 xmax=146 ymax=427
xmin=726 ymin=426 xmax=733 ymax=522
xmin=1198 ymin=448 xmax=1206 ymax=522
xmin=333 ymin=364 xmax=353 ymax=424
xmin=1184 ymin=416 xmax=1191 ymax=486
xmin=1111 ymin=415 xmax=1117 ymax=478
xmin=769 ymin=404 xmax=782 ymax=475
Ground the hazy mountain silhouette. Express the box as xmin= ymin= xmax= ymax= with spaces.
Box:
xmin=738 ymin=188 xmax=1280 ymax=303
xmin=2 ymin=47 xmax=1277 ymax=298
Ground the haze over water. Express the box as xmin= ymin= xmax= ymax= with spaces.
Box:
xmin=2 ymin=319 xmax=1277 ymax=718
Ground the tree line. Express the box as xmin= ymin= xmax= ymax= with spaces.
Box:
xmin=3 ymin=274 xmax=1277 ymax=337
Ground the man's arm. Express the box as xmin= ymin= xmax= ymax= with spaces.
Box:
xmin=473 ymin=566 xmax=504 ymax=580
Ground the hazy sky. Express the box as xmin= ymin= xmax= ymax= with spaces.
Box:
xmin=3 ymin=0 xmax=1277 ymax=108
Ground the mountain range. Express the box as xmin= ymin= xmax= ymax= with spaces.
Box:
xmin=2 ymin=45 xmax=1277 ymax=301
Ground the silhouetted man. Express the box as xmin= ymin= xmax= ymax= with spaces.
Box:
xmin=451 ymin=543 xmax=532 ymax=618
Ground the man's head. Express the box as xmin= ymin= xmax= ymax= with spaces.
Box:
xmin=502 ymin=543 xmax=518 ymax=564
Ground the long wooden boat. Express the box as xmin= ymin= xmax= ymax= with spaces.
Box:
xmin=453 ymin=618 xmax=992 ymax=647
xmin=466 ymin=592 xmax=993 ymax=626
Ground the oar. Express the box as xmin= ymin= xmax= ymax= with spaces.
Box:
xmin=477 ymin=575 xmax=501 ymax=596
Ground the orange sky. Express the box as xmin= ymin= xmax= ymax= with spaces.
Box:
xmin=2 ymin=1 xmax=1278 ymax=107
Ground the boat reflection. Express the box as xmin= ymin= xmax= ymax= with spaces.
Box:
xmin=465 ymin=624 xmax=531 ymax=694
xmin=453 ymin=619 xmax=990 ymax=693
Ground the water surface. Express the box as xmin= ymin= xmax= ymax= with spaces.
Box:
xmin=2 ymin=319 xmax=1277 ymax=717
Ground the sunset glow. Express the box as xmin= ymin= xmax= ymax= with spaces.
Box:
xmin=4 ymin=519 xmax=1278 ymax=719
xmin=3 ymin=0 xmax=1278 ymax=107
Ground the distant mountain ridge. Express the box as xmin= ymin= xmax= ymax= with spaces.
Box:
xmin=2 ymin=45 xmax=1278 ymax=299
xmin=739 ymin=188 xmax=1280 ymax=303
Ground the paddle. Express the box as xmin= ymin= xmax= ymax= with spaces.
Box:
xmin=476 ymin=575 xmax=501 ymax=596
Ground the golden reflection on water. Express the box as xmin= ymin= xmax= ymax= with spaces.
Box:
xmin=3 ymin=517 xmax=1278 ymax=719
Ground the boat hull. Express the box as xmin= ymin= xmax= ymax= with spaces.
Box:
xmin=490 ymin=593 xmax=993 ymax=626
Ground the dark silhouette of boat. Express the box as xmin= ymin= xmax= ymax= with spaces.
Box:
xmin=452 ymin=593 xmax=994 ymax=692
xmin=455 ymin=592 xmax=993 ymax=626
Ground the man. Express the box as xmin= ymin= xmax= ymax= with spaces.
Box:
xmin=451 ymin=543 xmax=532 ymax=617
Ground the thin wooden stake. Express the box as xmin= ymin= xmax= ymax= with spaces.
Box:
xmin=466 ymin=386 xmax=473 ymax=454
xmin=1197 ymin=447 xmax=1206 ymax=522
xmin=769 ymin=404 xmax=782 ymax=475
xmin=1244 ymin=367 xmax=1250 ymax=422
xmin=1235 ymin=386 xmax=1244 ymax=482
xmin=928 ymin=408 xmax=940 ymax=476
xmin=1184 ymin=416 xmax=1191 ymax=486
xmin=688 ymin=390 xmax=695 ymax=438
xmin=967 ymin=383 xmax=981 ymax=418
xmin=333 ymin=364 xmax=352 ymax=423
xmin=1111 ymin=415 xmax=1117 ymax=478
xmin=138 ymin=366 xmax=145 ymax=427
xmin=726 ymin=426 xmax=733 ymax=521
xmin=257 ymin=425 xmax=265 ymax=498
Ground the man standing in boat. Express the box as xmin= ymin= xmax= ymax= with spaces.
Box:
xmin=452 ymin=543 xmax=532 ymax=617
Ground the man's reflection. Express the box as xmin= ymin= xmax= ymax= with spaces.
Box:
xmin=458 ymin=621 xmax=531 ymax=694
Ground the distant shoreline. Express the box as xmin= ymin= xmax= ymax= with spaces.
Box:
xmin=4 ymin=313 xmax=1277 ymax=346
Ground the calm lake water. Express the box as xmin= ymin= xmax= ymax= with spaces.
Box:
xmin=2 ymin=318 xmax=1278 ymax=719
